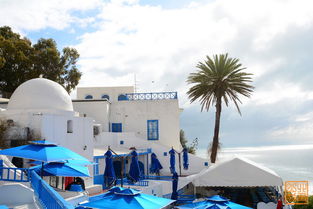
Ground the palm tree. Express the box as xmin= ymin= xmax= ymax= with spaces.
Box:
xmin=187 ymin=54 xmax=254 ymax=163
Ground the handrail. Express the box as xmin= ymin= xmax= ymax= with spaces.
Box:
xmin=30 ymin=171 xmax=74 ymax=209
xmin=125 ymin=92 xmax=177 ymax=101
xmin=0 ymin=167 xmax=29 ymax=182
xmin=116 ymin=179 xmax=149 ymax=187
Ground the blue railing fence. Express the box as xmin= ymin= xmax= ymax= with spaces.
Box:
xmin=125 ymin=92 xmax=177 ymax=101
xmin=0 ymin=166 xmax=29 ymax=182
xmin=30 ymin=170 xmax=74 ymax=209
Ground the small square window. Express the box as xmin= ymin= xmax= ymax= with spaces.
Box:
xmin=120 ymin=140 xmax=124 ymax=145
xmin=204 ymin=162 xmax=209 ymax=166
xmin=163 ymin=152 xmax=167 ymax=156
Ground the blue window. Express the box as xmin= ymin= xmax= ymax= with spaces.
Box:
xmin=118 ymin=94 xmax=128 ymax=101
xmin=147 ymin=120 xmax=159 ymax=140
xmin=204 ymin=162 xmax=209 ymax=166
xmin=85 ymin=95 xmax=93 ymax=99
xmin=102 ymin=94 xmax=110 ymax=100
xmin=112 ymin=123 xmax=122 ymax=132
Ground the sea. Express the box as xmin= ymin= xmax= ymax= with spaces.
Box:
xmin=197 ymin=144 xmax=313 ymax=195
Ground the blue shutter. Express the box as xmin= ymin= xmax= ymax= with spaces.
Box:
xmin=112 ymin=123 xmax=122 ymax=132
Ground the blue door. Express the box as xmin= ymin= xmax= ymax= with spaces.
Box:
xmin=112 ymin=123 xmax=122 ymax=132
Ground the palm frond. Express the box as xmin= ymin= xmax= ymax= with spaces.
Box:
xmin=187 ymin=53 xmax=254 ymax=114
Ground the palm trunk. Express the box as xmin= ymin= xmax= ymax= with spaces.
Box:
xmin=210 ymin=97 xmax=222 ymax=163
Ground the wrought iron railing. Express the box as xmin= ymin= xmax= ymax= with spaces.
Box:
xmin=143 ymin=175 xmax=172 ymax=181
xmin=125 ymin=92 xmax=177 ymax=101
xmin=30 ymin=171 xmax=74 ymax=209
xmin=0 ymin=167 xmax=29 ymax=182
xmin=116 ymin=179 xmax=149 ymax=187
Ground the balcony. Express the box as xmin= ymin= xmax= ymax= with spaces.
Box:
xmin=124 ymin=92 xmax=177 ymax=101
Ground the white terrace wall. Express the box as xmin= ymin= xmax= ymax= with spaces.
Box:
xmin=110 ymin=99 xmax=181 ymax=150
xmin=40 ymin=114 xmax=94 ymax=162
xmin=77 ymin=86 xmax=134 ymax=102
xmin=73 ymin=100 xmax=110 ymax=132
xmin=94 ymin=132 xmax=209 ymax=176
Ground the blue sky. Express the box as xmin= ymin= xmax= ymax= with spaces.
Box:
xmin=1 ymin=0 xmax=313 ymax=151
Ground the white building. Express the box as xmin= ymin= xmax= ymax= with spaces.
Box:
xmin=0 ymin=78 xmax=209 ymax=197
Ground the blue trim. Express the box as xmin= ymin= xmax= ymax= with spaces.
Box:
xmin=147 ymin=120 xmax=159 ymax=140
xmin=93 ymin=149 xmax=152 ymax=159
xmin=126 ymin=92 xmax=177 ymax=100
xmin=0 ymin=167 xmax=29 ymax=182
xmin=112 ymin=123 xmax=122 ymax=132
xmin=85 ymin=95 xmax=93 ymax=99
xmin=30 ymin=171 xmax=74 ymax=209
xmin=0 ymin=160 xmax=2 ymax=177
xmin=101 ymin=94 xmax=110 ymax=100
xmin=118 ymin=94 xmax=128 ymax=101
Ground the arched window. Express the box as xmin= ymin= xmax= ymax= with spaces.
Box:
xmin=85 ymin=95 xmax=93 ymax=99
xmin=101 ymin=94 xmax=110 ymax=100
xmin=118 ymin=94 xmax=128 ymax=101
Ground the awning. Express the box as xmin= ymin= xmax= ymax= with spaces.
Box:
xmin=193 ymin=157 xmax=283 ymax=187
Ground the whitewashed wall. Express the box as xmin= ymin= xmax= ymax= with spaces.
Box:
xmin=110 ymin=99 xmax=181 ymax=150
xmin=94 ymin=132 xmax=209 ymax=176
xmin=40 ymin=114 xmax=94 ymax=162
xmin=73 ymin=100 xmax=110 ymax=131
xmin=77 ymin=86 xmax=134 ymax=101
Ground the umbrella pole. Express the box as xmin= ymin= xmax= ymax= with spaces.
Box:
xmin=121 ymin=157 xmax=124 ymax=187
xmin=178 ymin=152 xmax=182 ymax=176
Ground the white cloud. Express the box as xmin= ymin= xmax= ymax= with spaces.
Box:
xmin=3 ymin=0 xmax=313 ymax=146
xmin=75 ymin=0 xmax=313 ymax=93
xmin=0 ymin=0 xmax=101 ymax=32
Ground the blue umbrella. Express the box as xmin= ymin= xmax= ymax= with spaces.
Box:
xmin=30 ymin=162 xmax=90 ymax=177
xmin=171 ymin=172 xmax=179 ymax=200
xmin=0 ymin=140 xmax=89 ymax=162
xmin=177 ymin=195 xmax=253 ymax=209
xmin=169 ymin=148 xmax=176 ymax=174
xmin=79 ymin=187 xmax=175 ymax=209
xmin=104 ymin=150 xmax=116 ymax=187
xmin=129 ymin=150 xmax=141 ymax=182
xmin=150 ymin=153 xmax=163 ymax=174
xmin=183 ymin=148 xmax=189 ymax=170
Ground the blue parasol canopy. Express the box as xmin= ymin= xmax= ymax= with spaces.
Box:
xmin=30 ymin=162 xmax=90 ymax=177
xmin=183 ymin=148 xmax=189 ymax=170
xmin=169 ymin=148 xmax=176 ymax=174
xmin=0 ymin=141 xmax=89 ymax=163
xmin=150 ymin=153 xmax=163 ymax=174
xmin=104 ymin=150 xmax=116 ymax=186
xmin=177 ymin=195 xmax=253 ymax=209
xmin=171 ymin=171 xmax=179 ymax=200
xmin=79 ymin=187 xmax=175 ymax=209
xmin=129 ymin=150 xmax=141 ymax=182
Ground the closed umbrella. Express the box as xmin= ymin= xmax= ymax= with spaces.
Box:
xmin=150 ymin=153 xmax=163 ymax=174
xmin=129 ymin=150 xmax=141 ymax=182
xmin=104 ymin=150 xmax=116 ymax=187
xmin=171 ymin=172 xmax=179 ymax=200
xmin=183 ymin=148 xmax=189 ymax=170
xmin=30 ymin=162 xmax=90 ymax=177
xmin=79 ymin=187 xmax=175 ymax=209
xmin=177 ymin=195 xmax=253 ymax=209
xmin=169 ymin=148 xmax=176 ymax=174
